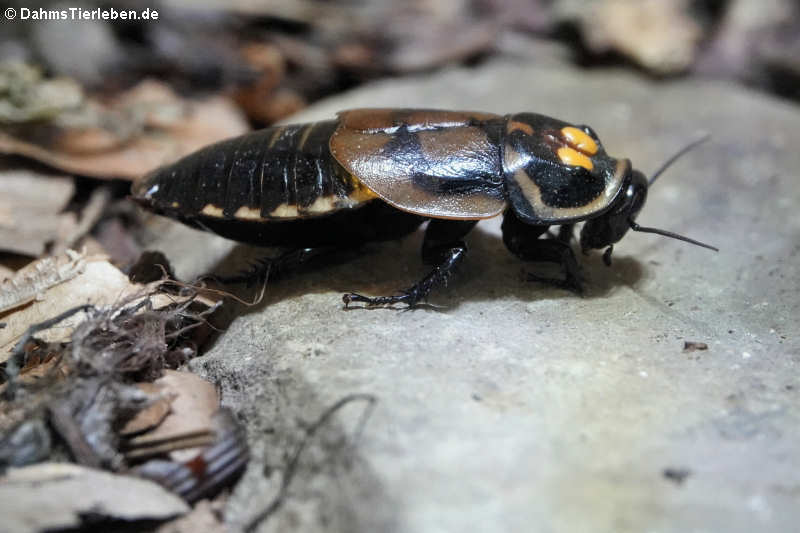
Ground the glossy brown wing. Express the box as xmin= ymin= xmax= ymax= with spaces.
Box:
xmin=329 ymin=109 xmax=508 ymax=220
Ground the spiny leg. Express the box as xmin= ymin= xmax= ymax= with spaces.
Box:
xmin=343 ymin=219 xmax=478 ymax=308
xmin=501 ymin=210 xmax=583 ymax=294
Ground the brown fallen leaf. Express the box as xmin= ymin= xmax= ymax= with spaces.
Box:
xmin=0 ymin=169 xmax=77 ymax=256
xmin=7 ymin=340 xmax=69 ymax=390
xmin=0 ymin=79 xmax=248 ymax=180
xmin=120 ymin=382 xmax=175 ymax=437
xmin=0 ymin=462 xmax=189 ymax=533
xmin=0 ymin=338 xmax=71 ymax=401
xmin=572 ymin=0 xmax=701 ymax=74
xmin=233 ymin=42 xmax=306 ymax=124
xmin=123 ymin=369 xmax=220 ymax=461
xmin=0 ymin=255 xmax=128 ymax=360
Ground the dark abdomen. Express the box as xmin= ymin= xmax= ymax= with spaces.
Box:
xmin=132 ymin=120 xmax=424 ymax=247
xmin=132 ymin=120 xmax=377 ymax=221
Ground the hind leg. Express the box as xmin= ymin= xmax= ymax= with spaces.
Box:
xmin=342 ymin=219 xmax=477 ymax=308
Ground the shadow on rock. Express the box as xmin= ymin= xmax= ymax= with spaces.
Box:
xmin=201 ymin=223 xmax=646 ymax=324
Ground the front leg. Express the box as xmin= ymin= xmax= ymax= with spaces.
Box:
xmin=501 ymin=210 xmax=583 ymax=294
xmin=343 ymin=219 xmax=477 ymax=308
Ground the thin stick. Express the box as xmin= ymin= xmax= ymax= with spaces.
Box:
xmin=243 ymin=393 xmax=377 ymax=532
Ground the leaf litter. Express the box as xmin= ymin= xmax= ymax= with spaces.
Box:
xmin=0 ymin=249 xmax=248 ymax=529
xmin=0 ymin=65 xmax=248 ymax=180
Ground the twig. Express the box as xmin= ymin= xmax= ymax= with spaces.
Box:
xmin=243 ymin=393 xmax=377 ymax=532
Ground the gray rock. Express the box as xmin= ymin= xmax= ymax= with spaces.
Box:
xmin=151 ymin=60 xmax=799 ymax=532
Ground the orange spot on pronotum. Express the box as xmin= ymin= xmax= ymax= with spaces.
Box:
xmin=557 ymin=147 xmax=594 ymax=170
xmin=561 ymin=127 xmax=598 ymax=155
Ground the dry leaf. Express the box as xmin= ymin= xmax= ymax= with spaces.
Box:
xmin=124 ymin=369 xmax=220 ymax=460
xmin=0 ymin=80 xmax=248 ymax=180
xmin=0 ymin=62 xmax=83 ymax=123
xmin=233 ymin=42 xmax=306 ymax=124
xmin=0 ymin=255 xmax=141 ymax=362
xmin=0 ymin=344 xmax=68 ymax=398
xmin=578 ymin=0 xmax=701 ymax=74
xmin=0 ymin=248 xmax=86 ymax=314
xmin=0 ymin=462 xmax=189 ymax=533
xmin=0 ymin=251 xmax=213 ymax=363
xmin=0 ymin=169 xmax=77 ymax=256
xmin=121 ymin=382 xmax=175 ymax=437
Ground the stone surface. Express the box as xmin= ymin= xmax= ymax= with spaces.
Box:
xmin=144 ymin=61 xmax=799 ymax=532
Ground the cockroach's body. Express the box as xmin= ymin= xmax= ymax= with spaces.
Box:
xmin=132 ymin=108 xmax=715 ymax=306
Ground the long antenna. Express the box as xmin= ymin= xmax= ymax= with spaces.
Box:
xmin=629 ymin=221 xmax=718 ymax=251
xmin=635 ymin=132 xmax=718 ymax=252
xmin=649 ymin=133 xmax=710 ymax=185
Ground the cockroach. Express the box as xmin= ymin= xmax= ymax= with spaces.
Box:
xmin=131 ymin=108 xmax=716 ymax=307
